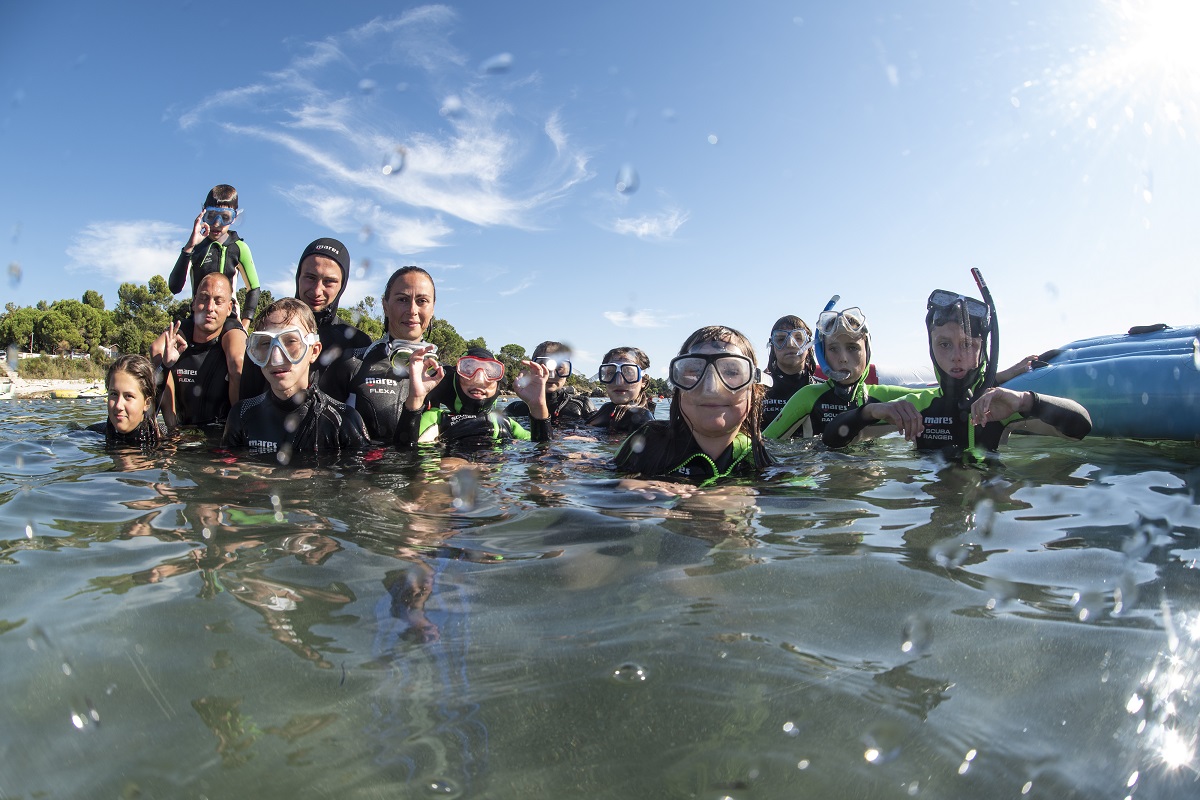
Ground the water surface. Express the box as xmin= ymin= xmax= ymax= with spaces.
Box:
xmin=2 ymin=398 xmax=1198 ymax=798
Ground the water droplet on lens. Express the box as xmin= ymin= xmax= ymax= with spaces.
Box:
xmin=6 ymin=344 xmax=19 ymax=372
xmin=901 ymin=615 xmax=932 ymax=656
xmin=25 ymin=522 xmax=35 ymax=539
xmin=480 ymin=52 xmax=513 ymax=73
xmin=276 ymin=444 xmax=293 ymax=466
xmin=782 ymin=721 xmax=799 ymax=736
xmin=425 ymin=778 xmax=461 ymax=796
xmin=541 ymin=358 xmax=557 ymax=372
xmin=358 ymin=78 xmax=376 ymax=94
xmin=707 ymin=133 xmax=719 ymax=145
xmin=930 ymin=537 xmax=968 ymax=568
xmin=661 ymin=107 xmax=677 ymax=122
xmin=440 ymin=95 xmax=464 ymax=117
xmin=615 ymin=163 xmax=639 ymax=194
xmin=862 ymin=722 xmax=904 ymax=764
xmin=630 ymin=434 xmax=646 ymax=454
xmin=971 ymin=498 xmax=996 ymax=536
xmin=359 ymin=225 xmax=374 ymax=244
xmin=450 ymin=468 xmax=479 ymax=512
xmin=983 ymin=576 xmax=1017 ymax=610
xmin=355 ymin=258 xmax=371 ymax=280
xmin=1071 ymin=589 xmax=1104 ymax=622
xmin=8 ymin=262 xmax=22 ymax=286
xmin=382 ymin=146 xmax=407 ymax=176
xmin=612 ymin=662 xmax=648 ymax=683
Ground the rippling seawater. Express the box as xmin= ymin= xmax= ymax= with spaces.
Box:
xmin=2 ymin=398 xmax=1199 ymax=798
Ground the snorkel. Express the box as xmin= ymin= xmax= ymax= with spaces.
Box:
xmin=971 ymin=268 xmax=999 ymax=391
xmin=813 ymin=295 xmax=840 ymax=377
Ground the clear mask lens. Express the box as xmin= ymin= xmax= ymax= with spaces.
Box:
xmin=247 ymin=328 xmax=316 ymax=367
xmin=598 ymin=363 xmax=642 ymax=384
xmin=456 ymin=357 xmax=505 ymax=382
xmin=203 ymin=206 xmax=236 ymax=228
xmin=669 ymin=354 xmax=756 ymax=391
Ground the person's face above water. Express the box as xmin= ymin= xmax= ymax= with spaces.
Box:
xmin=297 ymin=255 xmax=343 ymax=314
xmin=192 ymin=275 xmax=233 ymax=337
xmin=255 ymin=312 xmax=321 ymax=399
xmin=601 ymin=356 xmax=644 ymax=405
xmin=824 ymin=333 xmax=868 ymax=385
xmin=107 ymin=370 xmax=150 ymax=434
xmin=384 ymin=271 xmax=435 ymax=342
xmin=458 ymin=367 xmax=500 ymax=401
xmin=771 ymin=328 xmax=811 ymax=375
xmin=676 ymin=339 xmax=753 ymax=441
xmin=931 ymin=321 xmax=983 ymax=379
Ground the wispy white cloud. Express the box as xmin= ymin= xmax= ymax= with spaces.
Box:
xmin=611 ymin=208 xmax=690 ymax=240
xmin=498 ymin=273 xmax=536 ymax=297
xmin=66 ymin=221 xmax=184 ymax=286
xmin=602 ymin=309 xmax=685 ymax=328
xmin=178 ymin=5 xmax=591 ymax=252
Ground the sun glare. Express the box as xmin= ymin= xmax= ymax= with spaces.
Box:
xmin=1118 ymin=0 xmax=1200 ymax=83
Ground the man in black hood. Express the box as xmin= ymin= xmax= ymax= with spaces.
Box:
xmin=241 ymin=237 xmax=372 ymax=400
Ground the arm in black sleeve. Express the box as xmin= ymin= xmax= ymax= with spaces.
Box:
xmin=242 ymin=287 xmax=261 ymax=322
xmin=529 ymin=415 xmax=551 ymax=442
xmin=821 ymin=403 xmax=875 ymax=449
xmin=393 ymin=406 xmax=423 ymax=448
xmin=1025 ymin=392 xmax=1092 ymax=440
xmin=168 ymin=250 xmax=192 ymax=294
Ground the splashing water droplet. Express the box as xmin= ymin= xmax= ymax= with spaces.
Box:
xmin=930 ymin=537 xmax=969 ymax=569
xmin=782 ymin=721 xmax=799 ymax=737
xmin=480 ymin=52 xmax=513 ymax=73
xmin=382 ymin=146 xmax=407 ymax=176
xmin=8 ymin=262 xmax=21 ymax=287
xmin=972 ymin=498 xmax=996 ymax=536
xmin=630 ymin=434 xmax=647 ymax=454
xmin=901 ymin=615 xmax=932 ymax=656
xmin=611 ymin=662 xmax=648 ymax=683
xmin=707 ymin=133 xmax=719 ymax=145
xmin=983 ymin=576 xmax=1017 ymax=610
xmin=615 ymin=164 xmax=639 ymax=194
xmin=275 ymin=444 xmax=293 ymax=466
xmin=1071 ymin=589 xmax=1104 ymax=622
xmin=359 ymin=225 xmax=374 ymax=244
xmin=25 ymin=522 xmax=35 ymax=539
xmin=6 ymin=344 xmax=18 ymax=372
xmin=355 ymin=258 xmax=371 ymax=280
xmin=358 ymin=78 xmax=377 ymax=94
xmin=440 ymin=95 xmax=464 ymax=117
xmin=1010 ymin=96 xmax=1020 ymax=108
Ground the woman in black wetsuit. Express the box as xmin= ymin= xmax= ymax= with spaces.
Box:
xmin=585 ymin=346 xmax=656 ymax=434
xmin=762 ymin=314 xmax=818 ymax=426
xmin=88 ymin=355 xmax=166 ymax=448
xmin=325 ymin=266 xmax=438 ymax=440
xmin=223 ymin=298 xmax=368 ymax=462
xmin=505 ymin=340 xmax=590 ymax=425
xmin=615 ymin=325 xmax=772 ymax=486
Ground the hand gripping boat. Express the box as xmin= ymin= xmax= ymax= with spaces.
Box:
xmin=1002 ymin=324 xmax=1200 ymax=441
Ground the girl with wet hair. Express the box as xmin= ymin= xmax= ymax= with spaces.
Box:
xmin=585 ymin=346 xmax=656 ymax=433
xmin=762 ymin=314 xmax=818 ymax=426
xmin=614 ymin=326 xmax=772 ymax=486
xmin=88 ymin=355 xmax=166 ymax=448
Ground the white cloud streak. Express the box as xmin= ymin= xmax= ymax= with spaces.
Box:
xmin=178 ymin=5 xmax=591 ymax=253
xmin=602 ymin=309 xmax=685 ymax=328
xmin=611 ymin=208 xmax=690 ymax=240
xmin=66 ymin=221 xmax=184 ymax=286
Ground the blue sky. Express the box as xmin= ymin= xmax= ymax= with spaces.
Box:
xmin=4 ymin=1 xmax=1199 ymax=377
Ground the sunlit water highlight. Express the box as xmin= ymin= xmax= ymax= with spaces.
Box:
xmin=2 ymin=399 xmax=1199 ymax=798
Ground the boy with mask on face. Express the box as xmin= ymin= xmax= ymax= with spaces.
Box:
xmin=823 ymin=289 xmax=1091 ymax=462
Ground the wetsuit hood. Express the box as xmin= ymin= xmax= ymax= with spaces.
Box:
xmin=449 ymin=346 xmax=499 ymax=415
xmin=295 ymin=237 xmax=351 ymax=326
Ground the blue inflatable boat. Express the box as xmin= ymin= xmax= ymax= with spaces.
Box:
xmin=1002 ymin=324 xmax=1200 ymax=441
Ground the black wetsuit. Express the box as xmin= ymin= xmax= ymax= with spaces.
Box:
xmin=614 ymin=420 xmax=771 ymax=486
xmin=505 ymin=388 xmax=590 ymax=426
xmin=323 ymin=337 xmax=431 ymax=441
xmin=823 ymin=377 xmax=1092 ymax=461
xmin=762 ymin=370 xmax=816 ymax=427
xmin=169 ymin=316 xmax=244 ymax=427
xmin=223 ymin=386 xmax=368 ymax=458
xmin=394 ymin=376 xmax=550 ymax=448
xmin=87 ymin=418 xmax=166 ymax=449
xmin=585 ymin=402 xmax=655 ymax=434
xmin=240 ymin=307 xmax=372 ymax=401
xmin=168 ymin=231 xmax=261 ymax=320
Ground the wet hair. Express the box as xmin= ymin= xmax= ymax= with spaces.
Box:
xmin=203 ymin=184 xmax=238 ymax=209
xmin=106 ymin=354 xmax=156 ymax=406
xmin=258 ymin=297 xmax=318 ymax=335
xmin=602 ymin=346 xmax=653 ymax=410
xmin=382 ymin=266 xmax=437 ymax=338
xmin=669 ymin=325 xmax=768 ymax=466
xmin=765 ymin=314 xmax=817 ymax=378
xmin=532 ymin=340 xmax=571 ymax=359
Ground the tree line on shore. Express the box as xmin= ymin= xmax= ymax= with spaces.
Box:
xmin=0 ymin=277 xmax=670 ymax=396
